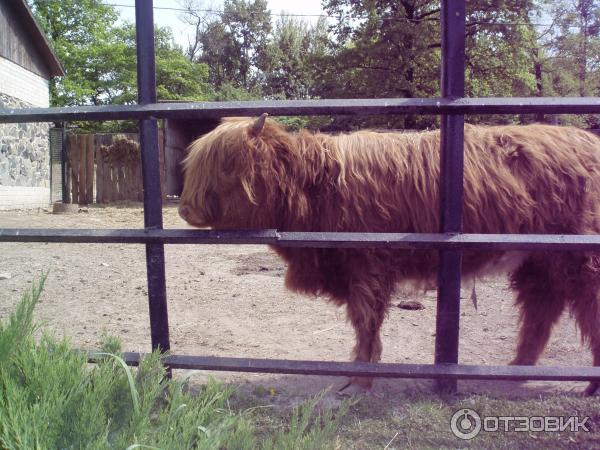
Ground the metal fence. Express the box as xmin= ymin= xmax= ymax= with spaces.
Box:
xmin=2 ymin=0 xmax=600 ymax=393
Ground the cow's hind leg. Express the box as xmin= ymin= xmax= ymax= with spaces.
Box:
xmin=509 ymin=256 xmax=566 ymax=366
xmin=338 ymin=280 xmax=390 ymax=395
xmin=567 ymin=255 xmax=600 ymax=396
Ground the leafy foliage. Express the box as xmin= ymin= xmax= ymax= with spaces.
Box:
xmin=314 ymin=0 xmax=542 ymax=129
xmin=27 ymin=0 xmax=600 ymax=130
xmin=108 ymin=24 xmax=213 ymax=104
xmin=261 ymin=16 xmax=330 ymax=100
xmin=0 ymin=277 xmax=349 ymax=449
xmin=28 ymin=0 xmax=120 ymax=106
xmin=185 ymin=0 xmax=271 ymax=93
xmin=28 ymin=1 xmax=212 ymax=107
xmin=541 ymin=0 xmax=600 ymax=127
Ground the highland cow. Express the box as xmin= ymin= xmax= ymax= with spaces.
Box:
xmin=179 ymin=114 xmax=600 ymax=395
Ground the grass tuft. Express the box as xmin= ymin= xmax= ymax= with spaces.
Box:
xmin=0 ymin=277 xmax=347 ymax=449
xmin=261 ymin=389 xmax=353 ymax=450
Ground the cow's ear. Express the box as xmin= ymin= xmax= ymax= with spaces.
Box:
xmin=250 ymin=113 xmax=268 ymax=136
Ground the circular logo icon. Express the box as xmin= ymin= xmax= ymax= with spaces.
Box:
xmin=450 ymin=408 xmax=482 ymax=440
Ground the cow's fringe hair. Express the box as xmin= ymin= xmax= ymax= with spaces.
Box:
xmin=181 ymin=117 xmax=600 ymax=394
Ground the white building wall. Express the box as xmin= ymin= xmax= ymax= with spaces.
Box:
xmin=0 ymin=185 xmax=49 ymax=210
xmin=0 ymin=56 xmax=49 ymax=107
xmin=0 ymin=56 xmax=52 ymax=209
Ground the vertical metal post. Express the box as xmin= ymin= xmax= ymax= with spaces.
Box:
xmin=434 ymin=0 xmax=465 ymax=393
xmin=135 ymin=0 xmax=170 ymax=355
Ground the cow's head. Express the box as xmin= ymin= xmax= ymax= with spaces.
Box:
xmin=179 ymin=114 xmax=286 ymax=229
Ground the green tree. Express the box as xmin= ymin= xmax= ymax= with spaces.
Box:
xmin=318 ymin=0 xmax=539 ymax=129
xmin=183 ymin=0 xmax=271 ymax=95
xmin=465 ymin=1 xmax=538 ymax=98
xmin=28 ymin=0 xmax=120 ymax=106
xmin=318 ymin=0 xmax=442 ymax=129
xmin=262 ymin=16 xmax=329 ymax=100
xmin=110 ymin=24 xmax=213 ymax=104
xmin=222 ymin=0 xmax=271 ymax=90
xmin=533 ymin=1 xmax=600 ymax=127
xmin=30 ymin=1 xmax=212 ymax=108
xmin=465 ymin=1 xmax=539 ymax=124
xmin=194 ymin=20 xmax=242 ymax=89
xmin=550 ymin=0 xmax=600 ymax=97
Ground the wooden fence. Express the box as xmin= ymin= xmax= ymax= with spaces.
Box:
xmin=96 ymin=136 xmax=143 ymax=204
xmin=64 ymin=132 xmax=165 ymax=204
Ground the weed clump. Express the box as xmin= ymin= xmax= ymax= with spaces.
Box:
xmin=0 ymin=276 xmax=347 ymax=449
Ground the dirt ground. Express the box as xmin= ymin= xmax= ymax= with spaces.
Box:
xmin=0 ymin=204 xmax=594 ymax=403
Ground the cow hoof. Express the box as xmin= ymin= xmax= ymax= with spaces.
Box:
xmin=509 ymin=358 xmax=535 ymax=366
xmin=337 ymin=381 xmax=371 ymax=397
xmin=583 ymin=382 xmax=599 ymax=396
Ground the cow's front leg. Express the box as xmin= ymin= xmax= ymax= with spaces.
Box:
xmin=338 ymin=282 xmax=389 ymax=395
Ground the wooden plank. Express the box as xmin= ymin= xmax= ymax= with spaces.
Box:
xmin=120 ymin=162 xmax=127 ymax=201
xmin=101 ymin=158 xmax=107 ymax=204
xmin=158 ymin=128 xmax=165 ymax=199
xmin=114 ymin=161 xmax=121 ymax=201
xmin=101 ymin=138 xmax=112 ymax=204
xmin=79 ymin=135 xmax=88 ymax=205
xmin=84 ymin=134 xmax=91 ymax=204
xmin=0 ymin=2 xmax=55 ymax=79
xmin=112 ymin=159 xmax=118 ymax=203
xmin=123 ymin=160 xmax=129 ymax=202
xmin=86 ymin=134 xmax=94 ymax=204
xmin=107 ymin=138 xmax=116 ymax=203
xmin=66 ymin=134 xmax=72 ymax=203
xmin=137 ymin=160 xmax=143 ymax=201
xmin=109 ymin=160 xmax=116 ymax=202
xmin=163 ymin=120 xmax=187 ymax=197
xmin=64 ymin=134 xmax=72 ymax=204
xmin=111 ymin=160 xmax=117 ymax=202
xmin=96 ymin=142 xmax=104 ymax=204
xmin=127 ymin=162 xmax=134 ymax=201
xmin=131 ymin=159 xmax=137 ymax=202
xmin=104 ymin=160 xmax=112 ymax=204
xmin=68 ymin=134 xmax=80 ymax=204
xmin=76 ymin=134 xmax=82 ymax=205
xmin=81 ymin=134 xmax=88 ymax=203
xmin=106 ymin=155 xmax=113 ymax=203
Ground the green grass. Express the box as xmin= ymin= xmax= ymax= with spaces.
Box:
xmin=233 ymin=388 xmax=599 ymax=450
xmin=329 ymin=386 xmax=600 ymax=449
xmin=4 ymin=276 xmax=600 ymax=449
xmin=0 ymin=276 xmax=348 ymax=449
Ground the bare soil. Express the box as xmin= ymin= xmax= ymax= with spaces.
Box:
xmin=0 ymin=204 xmax=593 ymax=404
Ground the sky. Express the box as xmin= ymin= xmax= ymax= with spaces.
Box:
xmin=109 ymin=0 xmax=327 ymax=49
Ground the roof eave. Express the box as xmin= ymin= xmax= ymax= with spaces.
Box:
xmin=12 ymin=0 xmax=65 ymax=78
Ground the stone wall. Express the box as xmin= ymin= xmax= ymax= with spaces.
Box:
xmin=0 ymin=92 xmax=51 ymax=209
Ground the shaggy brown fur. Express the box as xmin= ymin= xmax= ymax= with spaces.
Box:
xmin=179 ymin=116 xmax=600 ymax=395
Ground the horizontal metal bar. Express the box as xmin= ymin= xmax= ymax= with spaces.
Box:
xmin=2 ymin=228 xmax=600 ymax=251
xmin=89 ymin=352 xmax=600 ymax=381
xmin=3 ymin=97 xmax=600 ymax=123
xmin=0 ymin=228 xmax=277 ymax=244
